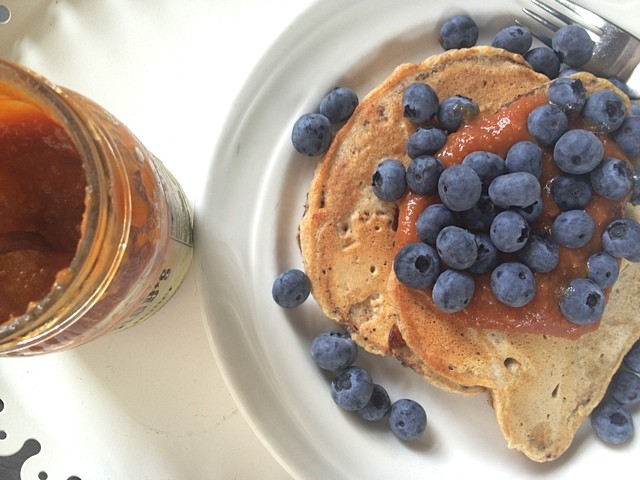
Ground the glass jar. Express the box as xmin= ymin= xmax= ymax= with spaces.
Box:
xmin=0 ymin=59 xmax=193 ymax=355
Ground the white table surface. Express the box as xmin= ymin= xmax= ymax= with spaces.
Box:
xmin=0 ymin=1 xmax=312 ymax=478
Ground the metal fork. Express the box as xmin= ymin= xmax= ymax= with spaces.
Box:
xmin=519 ymin=0 xmax=640 ymax=86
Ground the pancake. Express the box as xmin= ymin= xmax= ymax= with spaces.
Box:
xmin=391 ymin=75 xmax=640 ymax=461
xmin=299 ymin=46 xmax=548 ymax=378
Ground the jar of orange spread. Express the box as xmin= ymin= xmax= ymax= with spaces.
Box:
xmin=0 ymin=59 xmax=193 ymax=355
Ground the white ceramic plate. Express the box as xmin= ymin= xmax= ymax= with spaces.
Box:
xmin=196 ymin=0 xmax=639 ymax=478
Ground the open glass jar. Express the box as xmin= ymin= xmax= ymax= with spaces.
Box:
xmin=0 ymin=59 xmax=193 ymax=355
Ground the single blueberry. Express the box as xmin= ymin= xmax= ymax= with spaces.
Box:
xmin=416 ymin=203 xmax=457 ymax=245
xmin=436 ymin=225 xmax=478 ymax=270
xmin=490 ymin=262 xmax=536 ymax=307
xmin=492 ymin=25 xmax=532 ymax=55
xmin=490 ymin=210 xmax=530 ymax=253
xmin=406 ymin=127 xmax=448 ymax=158
xmin=583 ymin=90 xmax=627 ymax=133
xmin=330 ymin=366 xmax=374 ymax=411
xmin=550 ymin=174 xmax=593 ymax=211
xmin=406 ymin=155 xmax=444 ymax=195
xmin=524 ymin=47 xmax=561 ymax=79
xmin=291 ymin=112 xmax=332 ymax=156
xmin=517 ymin=234 xmax=559 ymax=273
xmin=461 ymin=151 xmax=506 ymax=188
xmin=590 ymin=157 xmax=634 ymax=200
xmin=552 ymin=24 xmax=594 ymax=67
xmin=505 ymin=140 xmax=543 ymax=178
xmin=439 ymin=15 xmax=478 ymax=50
xmin=403 ymin=82 xmax=439 ymax=124
xmin=432 ymin=269 xmax=475 ymax=313
xmin=272 ymin=269 xmax=311 ymax=308
xmin=372 ymin=159 xmax=406 ymax=202
xmin=587 ymin=251 xmax=620 ymax=289
xmin=624 ymin=341 xmax=640 ymax=373
xmin=611 ymin=115 xmax=640 ymax=160
xmin=319 ymin=87 xmax=359 ymax=124
xmin=389 ymin=399 xmax=427 ymax=441
xmin=528 ymin=103 xmax=569 ymax=146
xmin=469 ymin=233 xmax=499 ymax=274
xmin=602 ymin=218 xmax=640 ymax=259
xmin=310 ymin=331 xmax=358 ymax=372
xmin=357 ymin=384 xmax=391 ymax=422
xmin=547 ymin=77 xmax=587 ymax=116
xmin=552 ymin=210 xmax=595 ymax=248
xmin=438 ymin=95 xmax=480 ymax=132
xmin=437 ymin=164 xmax=482 ymax=211
xmin=608 ymin=369 xmax=640 ymax=406
xmin=553 ymin=129 xmax=604 ymax=174
xmin=458 ymin=195 xmax=501 ymax=232
xmin=559 ymin=277 xmax=605 ymax=324
xmin=632 ymin=167 xmax=640 ymax=205
xmin=488 ymin=172 xmax=541 ymax=208
xmin=394 ymin=242 xmax=441 ymax=289
xmin=591 ymin=400 xmax=634 ymax=445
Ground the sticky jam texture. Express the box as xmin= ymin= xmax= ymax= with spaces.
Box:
xmin=396 ymin=91 xmax=628 ymax=339
xmin=0 ymin=95 xmax=85 ymax=322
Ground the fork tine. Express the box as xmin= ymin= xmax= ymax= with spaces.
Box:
xmin=516 ymin=17 xmax=553 ymax=47
xmin=553 ymin=0 xmax=609 ymax=31
xmin=531 ymin=0 xmax=574 ymax=29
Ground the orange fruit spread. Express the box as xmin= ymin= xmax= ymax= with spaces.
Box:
xmin=0 ymin=96 xmax=86 ymax=322
xmin=396 ymin=92 xmax=629 ymax=339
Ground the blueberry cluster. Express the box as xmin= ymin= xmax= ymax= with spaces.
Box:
xmin=591 ymin=340 xmax=640 ymax=444
xmin=291 ymin=87 xmax=359 ymax=156
xmin=373 ymin=72 xmax=640 ymax=324
xmin=311 ymin=331 xmax=427 ymax=441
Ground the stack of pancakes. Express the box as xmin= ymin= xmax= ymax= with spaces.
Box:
xmin=298 ymin=46 xmax=640 ymax=461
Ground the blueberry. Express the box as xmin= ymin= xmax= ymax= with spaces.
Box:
xmin=458 ymin=195 xmax=501 ymax=232
xmin=437 ymin=165 xmax=482 ymax=211
xmin=310 ymin=331 xmax=358 ymax=372
xmin=559 ymin=277 xmax=605 ymax=324
xmin=388 ymin=399 xmax=428 ymax=442
xmin=608 ymin=77 xmax=633 ymax=97
xmin=632 ymin=103 xmax=640 ymax=116
xmin=624 ymin=341 xmax=640 ymax=373
xmin=330 ymin=366 xmax=374 ymax=411
xmin=608 ymin=369 xmax=640 ymax=406
xmin=583 ymin=90 xmax=628 ymax=133
xmin=611 ymin=115 xmax=640 ymax=159
xmin=505 ymin=140 xmax=543 ymax=178
xmin=552 ymin=24 xmax=594 ymax=67
xmin=469 ymin=233 xmax=499 ymax=274
xmin=319 ymin=87 xmax=359 ymax=124
xmin=372 ymin=159 xmax=406 ymax=202
xmin=550 ymin=174 xmax=593 ymax=211
xmin=552 ymin=210 xmax=595 ymax=248
xmin=587 ymin=251 xmax=620 ymax=289
xmin=524 ymin=47 xmax=561 ymax=79
xmin=527 ymin=103 xmax=569 ymax=146
xmin=403 ymin=82 xmax=439 ymax=124
xmin=602 ymin=218 xmax=640 ymax=259
xmin=357 ymin=384 xmax=391 ymax=422
xmin=439 ymin=14 xmax=478 ymax=50
xmin=514 ymin=197 xmax=543 ymax=223
xmin=553 ymin=129 xmax=604 ymax=174
xmin=272 ymin=269 xmax=311 ymax=308
xmin=432 ymin=269 xmax=475 ymax=313
xmin=591 ymin=400 xmax=634 ymax=445
xmin=547 ymin=77 xmax=587 ymax=116
xmin=406 ymin=127 xmax=448 ymax=158
xmin=438 ymin=95 xmax=480 ymax=132
xmin=394 ymin=242 xmax=441 ymax=289
xmin=517 ymin=234 xmax=559 ymax=273
xmin=492 ymin=25 xmax=532 ymax=55
xmin=488 ymin=172 xmax=541 ymax=208
xmin=490 ymin=210 xmax=530 ymax=253
xmin=490 ymin=262 xmax=536 ymax=307
xmin=590 ymin=157 xmax=634 ymax=200
xmin=632 ymin=168 xmax=640 ymax=205
xmin=416 ymin=204 xmax=457 ymax=245
xmin=436 ymin=225 xmax=478 ymax=270
xmin=291 ymin=112 xmax=332 ymax=156
xmin=406 ymin=155 xmax=444 ymax=195
xmin=461 ymin=151 xmax=506 ymax=188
